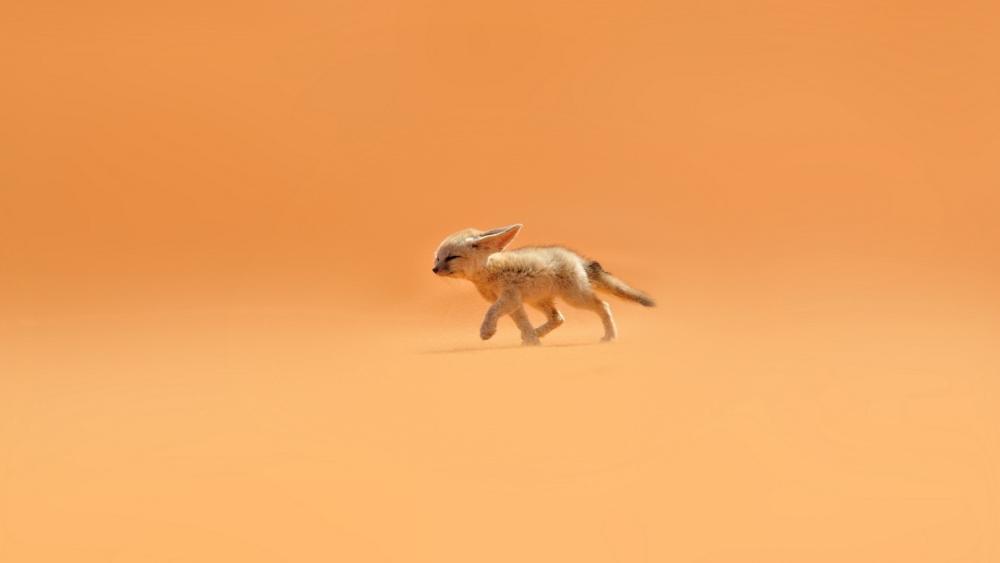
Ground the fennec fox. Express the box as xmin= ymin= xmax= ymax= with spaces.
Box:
xmin=432 ymin=224 xmax=655 ymax=345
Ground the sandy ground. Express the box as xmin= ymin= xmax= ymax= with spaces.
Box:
xmin=4 ymin=0 xmax=1000 ymax=560
xmin=2 ymin=278 xmax=998 ymax=561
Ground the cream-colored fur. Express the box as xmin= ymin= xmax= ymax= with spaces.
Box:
xmin=432 ymin=224 xmax=655 ymax=345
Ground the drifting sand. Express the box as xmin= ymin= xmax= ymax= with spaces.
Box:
xmin=3 ymin=0 xmax=1000 ymax=559
xmin=2 ymin=281 xmax=998 ymax=561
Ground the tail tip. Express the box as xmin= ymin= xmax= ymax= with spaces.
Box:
xmin=638 ymin=296 xmax=656 ymax=307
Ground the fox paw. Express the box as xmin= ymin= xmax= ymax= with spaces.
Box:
xmin=521 ymin=335 xmax=541 ymax=346
xmin=480 ymin=325 xmax=496 ymax=340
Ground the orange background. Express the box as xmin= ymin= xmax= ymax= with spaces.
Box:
xmin=2 ymin=1 xmax=999 ymax=561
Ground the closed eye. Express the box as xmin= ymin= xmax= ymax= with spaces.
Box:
xmin=444 ymin=255 xmax=461 ymax=262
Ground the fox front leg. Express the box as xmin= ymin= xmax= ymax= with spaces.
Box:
xmin=480 ymin=316 xmax=498 ymax=340
xmin=509 ymin=306 xmax=541 ymax=346
xmin=479 ymin=290 xmax=522 ymax=341
xmin=529 ymin=300 xmax=564 ymax=339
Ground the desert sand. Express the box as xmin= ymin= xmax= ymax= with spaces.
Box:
xmin=2 ymin=0 xmax=1000 ymax=561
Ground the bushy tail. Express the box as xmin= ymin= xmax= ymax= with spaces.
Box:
xmin=586 ymin=261 xmax=656 ymax=307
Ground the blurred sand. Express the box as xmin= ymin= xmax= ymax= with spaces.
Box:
xmin=2 ymin=0 xmax=1000 ymax=560
xmin=2 ymin=281 xmax=999 ymax=561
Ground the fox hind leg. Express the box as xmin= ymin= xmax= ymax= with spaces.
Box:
xmin=593 ymin=299 xmax=618 ymax=342
xmin=566 ymin=292 xmax=617 ymax=342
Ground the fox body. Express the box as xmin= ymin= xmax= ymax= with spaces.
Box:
xmin=432 ymin=224 xmax=654 ymax=345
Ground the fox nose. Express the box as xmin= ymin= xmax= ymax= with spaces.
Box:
xmin=432 ymin=266 xmax=439 ymax=274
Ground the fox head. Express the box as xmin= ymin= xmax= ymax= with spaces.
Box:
xmin=432 ymin=224 xmax=522 ymax=278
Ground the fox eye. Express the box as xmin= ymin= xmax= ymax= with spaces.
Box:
xmin=444 ymin=255 xmax=461 ymax=262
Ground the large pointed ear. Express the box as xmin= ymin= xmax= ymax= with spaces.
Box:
xmin=475 ymin=224 xmax=522 ymax=251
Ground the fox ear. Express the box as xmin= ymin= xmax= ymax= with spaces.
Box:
xmin=475 ymin=224 xmax=522 ymax=250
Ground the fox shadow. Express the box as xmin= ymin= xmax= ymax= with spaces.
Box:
xmin=420 ymin=340 xmax=602 ymax=354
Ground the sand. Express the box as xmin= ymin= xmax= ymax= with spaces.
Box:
xmin=3 ymin=0 xmax=1000 ymax=560
xmin=2 ymin=281 xmax=998 ymax=561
